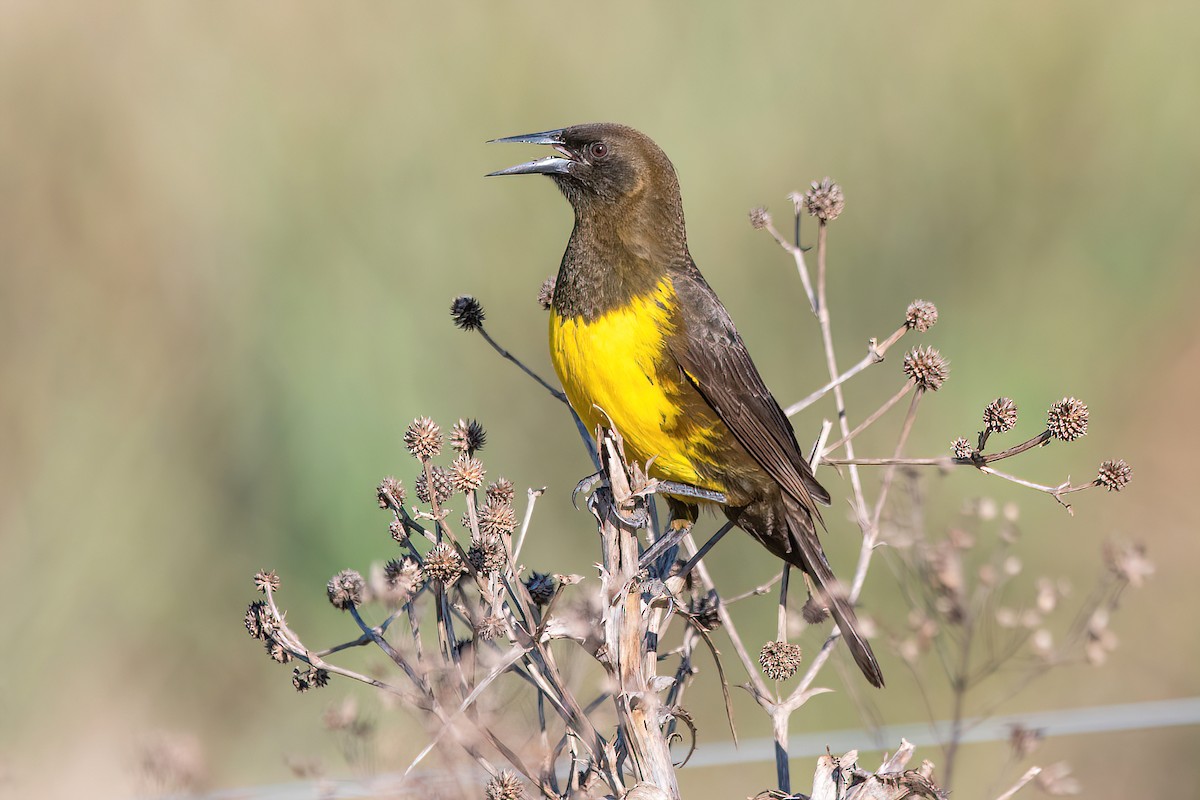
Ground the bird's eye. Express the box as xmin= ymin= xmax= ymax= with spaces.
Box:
xmin=588 ymin=142 xmax=609 ymax=160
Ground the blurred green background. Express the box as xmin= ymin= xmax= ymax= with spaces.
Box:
xmin=2 ymin=2 xmax=1198 ymax=797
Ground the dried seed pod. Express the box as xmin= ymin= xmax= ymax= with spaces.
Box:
xmin=748 ymin=206 xmax=771 ymax=230
xmin=759 ymin=640 xmax=803 ymax=681
xmin=424 ymin=543 xmax=464 ymax=586
xmin=905 ymin=299 xmax=938 ymax=332
xmin=450 ymin=419 xmax=487 ymax=454
xmin=1096 ymin=458 xmax=1131 ymax=491
xmin=449 ymin=295 xmax=485 ymax=331
xmin=485 ymin=770 xmax=526 ymax=800
xmin=451 ymin=454 xmax=486 ymax=492
xmin=254 ymin=569 xmax=280 ymax=594
xmin=480 ymin=497 xmax=517 ymax=537
xmin=327 ymin=569 xmax=365 ymax=610
xmin=377 ymin=476 xmax=405 ymax=508
xmin=804 ymin=177 xmax=845 ymax=222
xmin=903 ymin=346 xmax=949 ymax=391
xmin=951 ymin=437 xmax=973 ymax=460
xmin=983 ymin=397 xmax=1018 ymax=433
xmin=404 ymin=417 xmax=443 ymax=460
xmin=524 ymin=571 xmax=556 ymax=606
xmin=1046 ymin=397 xmax=1088 ymax=442
xmin=415 ymin=466 xmax=454 ymax=506
xmin=485 ymin=478 xmax=515 ymax=504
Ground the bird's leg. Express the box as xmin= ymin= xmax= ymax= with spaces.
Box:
xmin=634 ymin=479 xmax=727 ymax=506
xmin=638 ymin=499 xmax=698 ymax=573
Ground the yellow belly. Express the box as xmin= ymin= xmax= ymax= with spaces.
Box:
xmin=549 ymin=277 xmax=720 ymax=490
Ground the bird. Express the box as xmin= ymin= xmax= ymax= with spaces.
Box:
xmin=488 ymin=123 xmax=884 ymax=688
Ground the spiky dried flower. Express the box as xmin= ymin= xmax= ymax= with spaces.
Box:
xmin=327 ymin=569 xmax=365 ymax=610
xmin=292 ymin=667 xmax=329 ymax=693
xmin=1046 ymin=397 xmax=1088 ymax=442
xmin=525 ymin=571 xmax=556 ymax=606
xmin=801 ymin=594 xmax=830 ymax=625
xmin=476 ymin=615 xmax=506 ymax=641
xmin=424 ymin=543 xmax=464 ymax=586
xmin=382 ymin=557 xmax=424 ymax=604
xmin=480 ymin=497 xmax=517 ymax=537
xmin=468 ymin=537 xmax=507 ymax=575
xmin=903 ymin=346 xmax=949 ymax=391
xmin=485 ymin=478 xmax=515 ymax=504
xmin=485 ymin=770 xmax=526 ymax=800
xmin=983 ymin=397 xmax=1018 ymax=433
xmin=415 ymin=466 xmax=454 ymax=506
xmin=450 ymin=419 xmax=487 ymax=455
xmin=451 ymin=454 xmax=486 ymax=493
xmin=951 ymin=437 xmax=974 ymax=460
xmin=377 ymin=476 xmax=405 ymax=508
xmin=404 ymin=417 xmax=443 ymax=460
xmin=265 ymin=638 xmax=292 ymax=663
xmin=1103 ymin=538 xmax=1154 ymax=588
xmin=537 ymin=276 xmax=557 ymax=310
xmin=905 ymin=299 xmax=938 ymax=332
xmin=759 ymin=640 xmax=803 ymax=681
xmin=254 ymin=570 xmax=280 ymax=594
xmin=245 ymin=600 xmax=274 ymax=640
xmin=449 ymin=295 xmax=485 ymax=331
xmin=748 ymin=207 xmax=771 ymax=230
xmin=389 ymin=520 xmax=407 ymax=543
xmin=1096 ymin=459 xmax=1131 ymax=491
xmin=804 ymin=177 xmax=845 ymax=222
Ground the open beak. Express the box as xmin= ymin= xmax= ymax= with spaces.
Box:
xmin=486 ymin=128 xmax=576 ymax=176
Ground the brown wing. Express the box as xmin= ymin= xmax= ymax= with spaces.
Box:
xmin=666 ymin=268 xmax=830 ymax=515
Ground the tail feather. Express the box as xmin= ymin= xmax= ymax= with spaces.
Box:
xmin=781 ymin=502 xmax=885 ymax=688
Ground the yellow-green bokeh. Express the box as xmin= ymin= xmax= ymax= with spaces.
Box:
xmin=1 ymin=2 xmax=1197 ymax=797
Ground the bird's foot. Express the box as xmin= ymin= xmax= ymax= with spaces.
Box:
xmin=572 ymin=472 xmax=604 ymax=510
xmin=637 ymin=520 xmax=693 ymax=570
xmin=635 ymin=479 xmax=727 ymax=505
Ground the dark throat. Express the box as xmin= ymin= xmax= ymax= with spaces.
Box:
xmin=552 ymin=191 xmax=690 ymax=321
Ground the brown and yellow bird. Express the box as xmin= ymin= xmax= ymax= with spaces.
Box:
xmin=489 ymin=123 xmax=883 ymax=687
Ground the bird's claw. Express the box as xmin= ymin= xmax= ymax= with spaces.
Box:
xmin=572 ymin=472 xmax=605 ymax=510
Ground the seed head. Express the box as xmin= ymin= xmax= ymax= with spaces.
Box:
xmin=449 ymin=295 xmax=485 ymax=331
xmin=415 ymin=466 xmax=455 ymax=506
xmin=245 ymin=600 xmax=274 ymax=640
xmin=485 ymin=478 xmax=514 ymax=505
xmin=404 ymin=417 xmax=442 ymax=460
xmin=265 ymin=638 xmax=292 ymax=663
xmin=377 ymin=476 xmax=405 ymax=509
xmin=468 ymin=537 xmax=508 ymax=575
xmin=475 ymin=614 xmax=506 ymax=642
xmin=1047 ymin=397 xmax=1088 ymax=442
xmin=759 ymin=640 xmax=803 ymax=681
xmin=905 ymin=299 xmax=938 ymax=332
xmin=292 ymin=667 xmax=329 ymax=693
xmin=1096 ymin=459 xmax=1131 ymax=491
xmin=748 ymin=207 xmax=771 ymax=230
xmin=450 ymin=419 xmax=487 ymax=455
xmin=525 ymin=571 xmax=556 ymax=606
xmin=327 ymin=569 xmax=365 ymax=610
xmin=1103 ymin=538 xmax=1154 ymax=588
xmin=951 ymin=437 xmax=974 ymax=460
xmin=451 ymin=454 xmax=486 ymax=493
xmin=537 ymin=276 xmax=556 ymax=310
xmin=903 ymin=346 xmax=949 ymax=391
xmin=984 ymin=398 xmax=1019 ymax=433
xmin=801 ymin=594 xmax=831 ymax=625
xmin=485 ymin=770 xmax=526 ymax=800
xmin=804 ymin=177 xmax=845 ymax=222
xmin=480 ymin=497 xmax=517 ymax=537
xmin=389 ymin=520 xmax=407 ymax=543
xmin=254 ymin=570 xmax=280 ymax=594
xmin=424 ymin=542 xmax=464 ymax=586
xmin=383 ymin=557 xmax=424 ymax=604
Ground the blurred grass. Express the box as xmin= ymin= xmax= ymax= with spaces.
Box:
xmin=1 ymin=1 xmax=1198 ymax=796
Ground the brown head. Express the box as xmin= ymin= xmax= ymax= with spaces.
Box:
xmin=488 ymin=123 xmax=687 ymax=255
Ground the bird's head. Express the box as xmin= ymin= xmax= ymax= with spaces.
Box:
xmin=488 ymin=123 xmax=682 ymax=215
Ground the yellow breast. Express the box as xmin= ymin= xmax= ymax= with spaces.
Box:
xmin=549 ymin=277 xmax=719 ymax=490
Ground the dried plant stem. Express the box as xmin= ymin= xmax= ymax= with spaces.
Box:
xmin=785 ymin=324 xmax=907 ymax=418
xmin=994 ymin=766 xmax=1042 ymax=800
